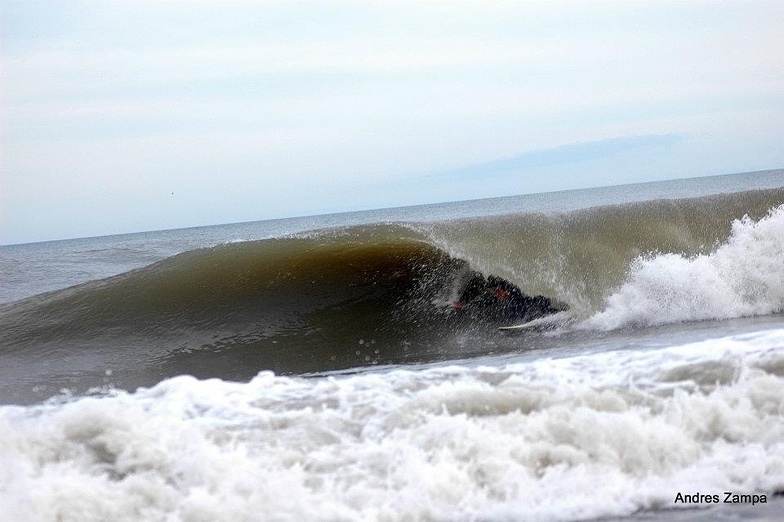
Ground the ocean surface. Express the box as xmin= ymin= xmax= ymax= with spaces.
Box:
xmin=1 ymin=170 xmax=783 ymax=521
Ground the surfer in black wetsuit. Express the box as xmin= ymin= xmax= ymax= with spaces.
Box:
xmin=451 ymin=272 xmax=562 ymax=322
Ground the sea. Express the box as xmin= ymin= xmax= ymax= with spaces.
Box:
xmin=1 ymin=169 xmax=783 ymax=521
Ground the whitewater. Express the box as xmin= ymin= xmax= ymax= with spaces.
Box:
xmin=2 ymin=329 xmax=783 ymax=521
xmin=1 ymin=170 xmax=783 ymax=521
xmin=583 ymin=203 xmax=784 ymax=330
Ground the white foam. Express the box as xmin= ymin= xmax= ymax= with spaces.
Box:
xmin=2 ymin=330 xmax=784 ymax=521
xmin=584 ymin=205 xmax=784 ymax=330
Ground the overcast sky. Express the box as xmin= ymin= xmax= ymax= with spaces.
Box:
xmin=2 ymin=0 xmax=783 ymax=244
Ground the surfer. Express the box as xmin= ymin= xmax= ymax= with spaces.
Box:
xmin=451 ymin=272 xmax=562 ymax=322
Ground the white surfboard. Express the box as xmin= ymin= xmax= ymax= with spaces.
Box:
xmin=498 ymin=311 xmax=573 ymax=332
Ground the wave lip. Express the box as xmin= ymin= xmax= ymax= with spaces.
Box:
xmin=583 ymin=204 xmax=784 ymax=330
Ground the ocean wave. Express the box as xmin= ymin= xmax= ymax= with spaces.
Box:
xmin=583 ymin=204 xmax=784 ymax=330
xmin=2 ymin=329 xmax=783 ymax=521
xmin=2 ymin=189 xmax=783 ymax=402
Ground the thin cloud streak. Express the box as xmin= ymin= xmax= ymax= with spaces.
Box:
xmin=432 ymin=135 xmax=686 ymax=181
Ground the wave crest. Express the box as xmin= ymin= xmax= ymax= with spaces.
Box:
xmin=584 ymin=204 xmax=784 ymax=330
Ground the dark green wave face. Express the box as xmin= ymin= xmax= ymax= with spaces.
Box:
xmin=1 ymin=187 xmax=782 ymax=403
xmin=0 ymin=225 xmax=495 ymax=402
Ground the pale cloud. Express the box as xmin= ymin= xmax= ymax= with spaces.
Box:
xmin=1 ymin=0 xmax=783 ymax=243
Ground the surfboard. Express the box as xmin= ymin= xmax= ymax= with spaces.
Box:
xmin=498 ymin=311 xmax=573 ymax=332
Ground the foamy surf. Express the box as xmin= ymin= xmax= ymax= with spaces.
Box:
xmin=2 ymin=329 xmax=783 ymax=522
xmin=583 ymin=204 xmax=784 ymax=331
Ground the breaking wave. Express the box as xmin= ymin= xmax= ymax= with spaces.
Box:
xmin=584 ymin=204 xmax=784 ymax=330
xmin=1 ymin=188 xmax=782 ymax=402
